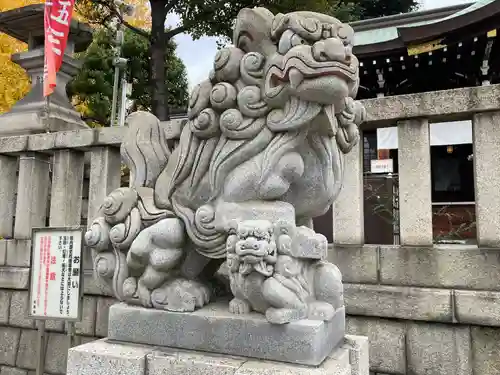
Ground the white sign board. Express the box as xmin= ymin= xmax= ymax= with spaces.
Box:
xmin=28 ymin=227 xmax=84 ymax=321
xmin=376 ymin=120 xmax=473 ymax=149
xmin=371 ymin=159 xmax=394 ymax=174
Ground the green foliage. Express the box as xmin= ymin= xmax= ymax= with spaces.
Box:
xmin=345 ymin=0 xmax=420 ymax=20
xmin=67 ymin=27 xmax=188 ymax=126
xmin=76 ymin=0 xmax=419 ymax=120
xmin=172 ymin=0 xmax=420 ymax=41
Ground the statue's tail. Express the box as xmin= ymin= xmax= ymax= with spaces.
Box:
xmin=85 ymin=111 xmax=176 ymax=300
xmin=121 ymin=111 xmax=171 ymax=189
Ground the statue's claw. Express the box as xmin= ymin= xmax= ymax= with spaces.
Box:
xmin=307 ymin=301 xmax=335 ymax=321
xmin=151 ymin=278 xmax=211 ymax=312
xmin=229 ymin=298 xmax=251 ymax=315
xmin=265 ymin=307 xmax=307 ymax=324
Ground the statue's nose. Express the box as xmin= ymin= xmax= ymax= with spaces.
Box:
xmin=312 ymin=37 xmax=350 ymax=63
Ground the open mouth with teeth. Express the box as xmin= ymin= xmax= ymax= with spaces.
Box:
xmin=241 ymin=254 xmax=262 ymax=264
xmin=266 ymin=57 xmax=357 ymax=93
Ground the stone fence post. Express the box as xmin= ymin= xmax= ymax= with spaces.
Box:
xmin=397 ymin=118 xmax=433 ymax=246
xmin=333 ymin=134 xmax=365 ymax=245
xmin=472 ymin=112 xmax=500 ymax=247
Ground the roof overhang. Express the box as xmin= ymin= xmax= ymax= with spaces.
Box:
xmin=398 ymin=0 xmax=500 ymax=44
xmin=353 ymin=1 xmax=500 ymax=59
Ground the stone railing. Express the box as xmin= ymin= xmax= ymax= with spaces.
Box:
xmin=336 ymin=83 xmax=500 ymax=248
xmin=0 ymin=120 xmax=187 ymax=375
xmin=0 ymin=85 xmax=499 ymax=375
xmin=331 ymin=83 xmax=500 ymax=375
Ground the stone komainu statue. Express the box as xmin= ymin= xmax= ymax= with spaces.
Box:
xmin=85 ymin=7 xmax=365 ymax=324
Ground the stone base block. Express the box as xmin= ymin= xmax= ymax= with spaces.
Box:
xmin=108 ymin=302 xmax=346 ymax=366
xmin=67 ymin=335 xmax=369 ymax=375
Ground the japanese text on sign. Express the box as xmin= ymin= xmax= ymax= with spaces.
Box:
xmin=29 ymin=228 xmax=82 ymax=320
xmin=43 ymin=0 xmax=75 ymax=97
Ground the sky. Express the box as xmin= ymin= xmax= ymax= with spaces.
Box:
xmin=167 ymin=0 xmax=474 ymax=91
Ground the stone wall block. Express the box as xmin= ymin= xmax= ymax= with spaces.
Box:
xmin=343 ymin=335 xmax=370 ymax=375
xmin=0 ymin=155 xmax=18 ymax=239
xmin=0 ymin=291 xmax=11 ymax=325
xmin=0 ymin=268 xmax=29 ymax=289
xmin=380 ymin=246 xmax=500 ymax=290
xmin=95 ymin=297 xmax=116 ymax=337
xmin=346 ymin=317 xmax=406 ymax=374
xmin=14 ymin=153 xmax=50 ymax=240
xmin=329 ymin=245 xmax=379 ymax=284
xmin=471 ymin=326 xmax=500 ymax=375
xmin=6 ymin=240 xmax=31 ymax=268
xmin=147 ymin=348 xmax=245 ymax=375
xmin=0 ymin=328 xmax=20 ymax=366
xmin=9 ymin=291 xmax=35 ymax=329
xmin=455 ymin=290 xmax=500 ymax=326
xmin=407 ymin=323 xmax=472 ymax=375
xmin=344 ymin=284 xmax=453 ymax=322
xmin=16 ymin=329 xmax=38 ymax=370
xmin=0 ymin=366 xmax=27 ymax=375
xmin=66 ymin=339 xmax=153 ymax=375
xmin=75 ymin=296 xmax=97 ymax=336
xmin=45 ymin=333 xmax=69 ymax=374
xmin=77 ymin=336 xmax=98 ymax=346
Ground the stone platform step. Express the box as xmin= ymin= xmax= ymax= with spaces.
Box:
xmin=67 ymin=335 xmax=369 ymax=375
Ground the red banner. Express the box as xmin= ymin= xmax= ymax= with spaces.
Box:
xmin=43 ymin=0 xmax=75 ymax=97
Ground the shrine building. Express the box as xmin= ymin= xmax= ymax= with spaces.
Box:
xmin=315 ymin=0 xmax=500 ymax=245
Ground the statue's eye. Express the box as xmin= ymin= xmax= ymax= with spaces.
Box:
xmin=278 ymin=30 xmax=307 ymax=54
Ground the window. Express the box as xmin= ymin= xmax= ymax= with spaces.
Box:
xmin=431 ymin=144 xmax=474 ymax=203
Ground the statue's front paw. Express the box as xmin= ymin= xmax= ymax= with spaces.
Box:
xmin=229 ymin=298 xmax=251 ymax=315
xmin=151 ymin=278 xmax=211 ymax=312
xmin=265 ymin=307 xmax=307 ymax=324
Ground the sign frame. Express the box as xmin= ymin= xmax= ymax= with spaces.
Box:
xmin=27 ymin=226 xmax=85 ymax=322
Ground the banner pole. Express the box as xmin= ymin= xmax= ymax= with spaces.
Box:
xmin=44 ymin=94 xmax=51 ymax=132
xmin=67 ymin=321 xmax=75 ymax=348
xmin=35 ymin=320 xmax=46 ymax=375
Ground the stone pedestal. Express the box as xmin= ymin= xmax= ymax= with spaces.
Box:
xmin=0 ymin=5 xmax=93 ymax=135
xmin=67 ymin=335 xmax=369 ymax=375
xmin=107 ymin=302 xmax=346 ymax=366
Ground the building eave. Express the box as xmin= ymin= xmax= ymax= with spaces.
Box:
xmin=350 ymin=3 xmax=472 ymax=32
xmin=398 ymin=0 xmax=500 ymax=44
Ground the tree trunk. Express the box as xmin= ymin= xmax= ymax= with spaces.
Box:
xmin=149 ymin=0 xmax=169 ymax=121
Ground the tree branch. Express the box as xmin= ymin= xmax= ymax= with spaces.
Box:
xmin=165 ymin=0 xmax=180 ymax=15
xmin=88 ymin=0 xmax=150 ymax=39
xmin=116 ymin=12 xmax=150 ymax=39
xmin=165 ymin=25 xmax=187 ymax=40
